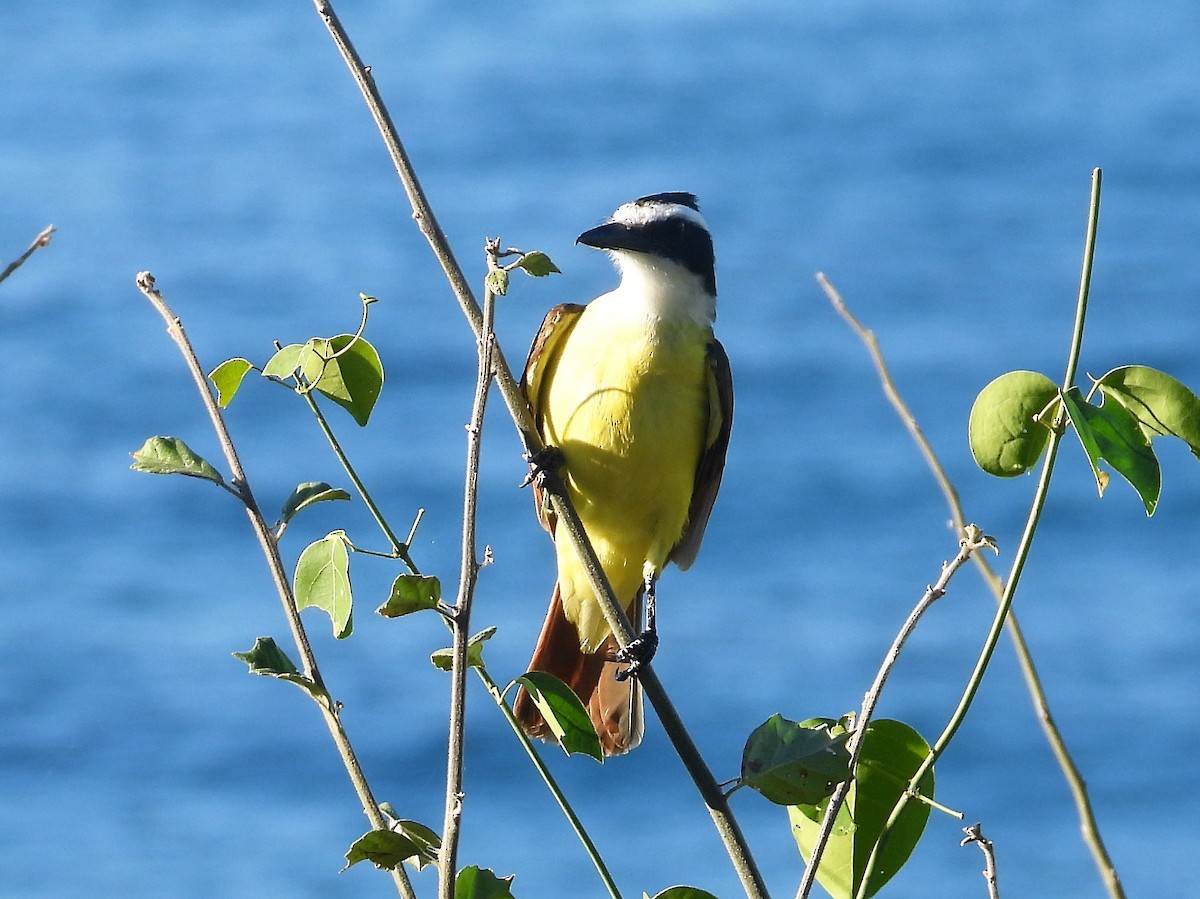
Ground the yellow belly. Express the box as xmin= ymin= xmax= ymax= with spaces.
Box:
xmin=542 ymin=303 xmax=710 ymax=650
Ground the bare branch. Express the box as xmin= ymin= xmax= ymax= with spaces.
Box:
xmin=961 ymin=823 xmax=1001 ymax=899
xmin=0 ymin=225 xmax=55 ymax=285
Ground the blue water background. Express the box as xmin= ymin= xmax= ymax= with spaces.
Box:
xmin=4 ymin=1 xmax=1200 ymax=896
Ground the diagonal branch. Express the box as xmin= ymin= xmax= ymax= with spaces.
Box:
xmin=0 ymin=225 xmax=55 ymax=285
xmin=307 ymin=3 xmax=769 ymax=895
xmin=135 ymin=271 xmax=415 ymax=899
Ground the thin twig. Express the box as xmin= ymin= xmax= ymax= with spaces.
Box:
xmin=818 ymin=269 xmax=1126 ymax=898
xmin=795 ymin=526 xmax=995 ymax=899
xmin=438 ymin=253 xmax=497 ymax=898
xmin=135 ymin=272 xmax=415 ymax=899
xmin=302 ymin=390 xmax=421 ymax=572
xmin=849 ymin=169 xmax=1111 ymax=899
xmin=0 ymin=225 xmax=55 ymax=285
xmin=961 ymin=823 xmax=1001 ymax=899
xmin=308 ymin=4 xmax=769 ymax=895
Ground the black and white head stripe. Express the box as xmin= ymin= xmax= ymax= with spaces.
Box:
xmin=577 ymin=192 xmax=716 ymax=296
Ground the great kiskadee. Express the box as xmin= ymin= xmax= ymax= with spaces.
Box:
xmin=513 ymin=192 xmax=733 ymax=755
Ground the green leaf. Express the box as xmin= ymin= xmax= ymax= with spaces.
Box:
xmin=512 ymin=671 xmax=603 ymax=761
xmin=294 ymin=531 xmax=354 ymax=639
xmin=300 ymin=334 xmax=384 ymax=426
xmin=279 ymin=481 xmax=351 ymax=526
xmin=232 ymin=636 xmax=322 ymax=698
xmin=968 ymin=370 xmax=1059 ymax=477
xmin=455 ymin=867 xmax=516 ymax=899
xmin=342 ymin=821 xmax=440 ymax=872
xmin=262 ymin=343 xmax=306 ymax=381
xmin=377 ymin=574 xmax=442 ymax=618
xmin=516 ymin=251 xmax=562 ymax=277
xmin=789 ymin=719 xmax=935 ymax=899
xmin=1061 ymin=387 xmax=1161 ymax=515
xmin=208 ymin=357 xmax=254 ymax=407
xmin=741 ymin=714 xmax=851 ymax=805
xmin=486 ymin=268 xmax=510 ymax=297
xmin=130 ymin=436 xmax=227 ymax=487
xmin=1096 ymin=365 xmax=1200 ymax=458
xmin=644 ymin=888 xmax=720 ymax=899
xmin=431 ymin=627 xmax=497 ymax=672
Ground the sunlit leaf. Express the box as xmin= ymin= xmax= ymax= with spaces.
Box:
xmin=644 ymin=888 xmax=720 ymax=899
xmin=1061 ymin=387 xmax=1160 ymax=515
xmin=968 ymin=370 xmax=1058 ymax=477
xmin=516 ymin=251 xmax=562 ymax=277
xmin=431 ymin=627 xmax=497 ymax=672
xmin=232 ymin=636 xmax=322 ymax=699
xmin=294 ymin=531 xmax=353 ymax=638
xmin=342 ymin=820 xmax=440 ymax=872
xmin=300 ymin=334 xmax=384 ymax=426
xmin=130 ymin=436 xmax=227 ymax=487
xmin=262 ymin=343 xmax=306 ymax=381
xmin=455 ymin=867 xmax=516 ymax=899
xmin=1096 ymin=365 xmax=1200 ymax=458
xmin=790 ymin=719 xmax=935 ymax=899
xmin=208 ymin=357 xmax=254 ymax=407
xmin=513 ymin=671 xmax=603 ymax=761
xmin=742 ymin=714 xmax=851 ymax=805
xmin=377 ymin=574 xmax=442 ymax=618
xmin=279 ymin=481 xmax=351 ymax=526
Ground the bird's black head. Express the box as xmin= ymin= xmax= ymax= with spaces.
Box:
xmin=577 ymin=193 xmax=716 ymax=296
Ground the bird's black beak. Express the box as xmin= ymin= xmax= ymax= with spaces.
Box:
xmin=577 ymin=221 xmax=654 ymax=254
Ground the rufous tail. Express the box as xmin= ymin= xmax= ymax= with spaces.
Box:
xmin=513 ymin=583 xmax=643 ymax=756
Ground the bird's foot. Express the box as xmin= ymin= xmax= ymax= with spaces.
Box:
xmin=615 ymin=579 xmax=658 ymax=681
xmin=521 ymin=445 xmax=565 ymax=489
xmin=614 ymin=627 xmax=659 ymax=682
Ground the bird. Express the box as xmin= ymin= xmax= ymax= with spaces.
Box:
xmin=512 ymin=192 xmax=733 ymax=755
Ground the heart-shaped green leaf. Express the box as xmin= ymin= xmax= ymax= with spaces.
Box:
xmin=512 ymin=671 xmax=603 ymax=761
xmin=789 ymin=719 xmax=935 ymax=899
xmin=208 ymin=357 xmax=254 ymax=407
xmin=377 ymin=574 xmax=442 ymax=618
xmin=130 ymin=436 xmax=227 ymax=487
xmin=517 ymin=251 xmax=562 ymax=278
xmin=294 ymin=531 xmax=353 ymax=638
xmin=342 ymin=819 xmax=440 ymax=872
xmin=968 ymin=371 xmax=1058 ymax=477
xmin=300 ymin=334 xmax=384 ymax=426
xmin=279 ymin=481 xmax=351 ymax=527
xmin=454 ymin=866 xmax=516 ymax=899
xmin=232 ymin=636 xmax=322 ymax=699
xmin=1096 ymin=365 xmax=1200 ymax=457
xmin=1061 ymin=387 xmax=1160 ymax=515
xmin=431 ymin=627 xmax=498 ymax=672
xmin=742 ymin=715 xmax=851 ymax=805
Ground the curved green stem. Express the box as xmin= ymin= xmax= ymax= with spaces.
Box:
xmin=852 ymin=168 xmax=1106 ymax=899
xmin=479 ymin=669 xmax=622 ymax=899
xmin=302 ymin=391 xmax=420 ymax=574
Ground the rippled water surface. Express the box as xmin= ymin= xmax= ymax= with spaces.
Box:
xmin=4 ymin=2 xmax=1200 ymax=896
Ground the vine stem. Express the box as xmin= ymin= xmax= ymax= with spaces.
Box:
xmin=301 ymin=390 xmax=421 ymax=572
xmin=795 ymin=526 xmax=993 ymax=899
xmin=308 ymin=3 xmax=769 ymax=895
xmin=818 ymin=215 xmax=1125 ymax=898
xmin=135 ymin=271 xmax=415 ymax=899
xmin=850 ymin=168 xmax=1109 ymax=899
xmin=477 ymin=668 xmax=623 ymax=899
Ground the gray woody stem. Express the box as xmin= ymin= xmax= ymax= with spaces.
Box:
xmin=135 ymin=272 xmax=415 ymax=899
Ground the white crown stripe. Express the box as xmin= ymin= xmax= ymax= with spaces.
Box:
xmin=611 ymin=201 xmax=709 ymax=232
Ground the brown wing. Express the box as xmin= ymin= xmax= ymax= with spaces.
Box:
xmin=520 ymin=303 xmax=586 ymax=534
xmin=669 ymin=338 xmax=733 ymax=570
